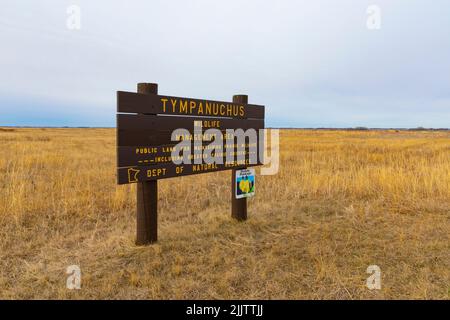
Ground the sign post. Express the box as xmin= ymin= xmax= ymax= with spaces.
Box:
xmin=117 ymin=83 xmax=265 ymax=244
xmin=231 ymin=95 xmax=248 ymax=221
xmin=136 ymin=83 xmax=158 ymax=245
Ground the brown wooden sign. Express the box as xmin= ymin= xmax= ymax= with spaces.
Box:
xmin=118 ymin=161 xmax=260 ymax=184
xmin=117 ymin=90 xmax=265 ymax=185
xmin=117 ymin=83 xmax=265 ymax=244
xmin=117 ymin=114 xmax=264 ymax=146
xmin=117 ymin=91 xmax=264 ymax=119
xmin=118 ymin=143 xmax=258 ymax=168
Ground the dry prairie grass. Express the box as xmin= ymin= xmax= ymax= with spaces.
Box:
xmin=0 ymin=128 xmax=449 ymax=299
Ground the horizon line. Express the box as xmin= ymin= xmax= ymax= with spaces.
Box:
xmin=1 ymin=126 xmax=449 ymax=131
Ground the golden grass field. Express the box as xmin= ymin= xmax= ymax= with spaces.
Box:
xmin=0 ymin=128 xmax=449 ymax=299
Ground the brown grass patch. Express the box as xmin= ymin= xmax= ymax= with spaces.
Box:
xmin=0 ymin=128 xmax=449 ymax=299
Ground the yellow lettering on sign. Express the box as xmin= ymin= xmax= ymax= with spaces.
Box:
xmin=227 ymin=104 xmax=232 ymax=116
xmin=176 ymin=166 xmax=184 ymax=174
xmin=234 ymin=105 xmax=239 ymax=116
xmin=147 ymin=168 xmax=167 ymax=178
xmin=164 ymin=98 xmax=246 ymax=117
xmin=202 ymin=120 xmax=220 ymax=128
xmin=190 ymin=100 xmax=196 ymax=114
xmin=212 ymin=103 xmax=219 ymax=115
xmin=170 ymin=98 xmax=177 ymax=113
xmin=179 ymin=99 xmax=188 ymax=113
xmin=161 ymin=98 xmax=168 ymax=112
xmin=136 ymin=147 xmax=157 ymax=154
xmin=205 ymin=102 xmax=212 ymax=115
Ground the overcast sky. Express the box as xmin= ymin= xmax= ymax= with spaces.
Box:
xmin=1 ymin=0 xmax=449 ymax=127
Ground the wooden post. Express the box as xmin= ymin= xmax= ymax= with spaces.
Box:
xmin=231 ymin=94 xmax=248 ymax=221
xmin=136 ymin=83 xmax=158 ymax=245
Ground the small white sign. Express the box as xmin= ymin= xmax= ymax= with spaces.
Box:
xmin=235 ymin=168 xmax=255 ymax=199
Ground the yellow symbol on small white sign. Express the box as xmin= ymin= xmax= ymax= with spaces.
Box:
xmin=236 ymin=168 xmax=255 ymax=199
